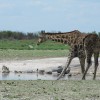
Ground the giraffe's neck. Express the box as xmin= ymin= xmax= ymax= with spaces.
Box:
xmin=45 ymin=30 xmax=81 ymax=46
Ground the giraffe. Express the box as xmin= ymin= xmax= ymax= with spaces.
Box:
xmin=57 ymin=33 xmax=87 ymax=80
xmin=37 ymin=30 xmax=87 ymax=79
xmin=82 ymin=34 xmax=100 ymax=80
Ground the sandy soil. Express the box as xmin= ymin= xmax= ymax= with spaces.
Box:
xmin=0 ymin=57 xmax=68 ymax=72
xmin=0 ymin=57 xmax=100 ymax=74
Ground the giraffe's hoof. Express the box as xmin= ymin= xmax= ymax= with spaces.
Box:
xmin=57 ymin=77 xmax=60 ymax=80
xmin=82 ymin=77 xmax=85 ymax=80
xmin=93 ymin=77 xmax=96 ymax=80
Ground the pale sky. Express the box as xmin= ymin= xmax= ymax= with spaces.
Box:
xmin=0 ymin=0 xmax=100 ymax=33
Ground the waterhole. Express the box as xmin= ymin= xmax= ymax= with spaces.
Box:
xmin=1 ymin=57 xmax=100 ymax=80
xmin=1 ymin=72 xmax=100 ymax=80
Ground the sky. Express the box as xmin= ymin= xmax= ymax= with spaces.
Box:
xmin=0 ymin=0 xmax=100 ymax=33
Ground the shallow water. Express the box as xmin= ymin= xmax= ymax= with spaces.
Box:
xmin=1 ymin=72 xmax=100 ymax=80
xmin=1 ymin=72 xmax=66 ymax=80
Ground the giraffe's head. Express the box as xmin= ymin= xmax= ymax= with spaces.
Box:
xmin=37 ymin=30 xmax=47 ymax=45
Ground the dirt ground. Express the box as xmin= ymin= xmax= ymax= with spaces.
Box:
xmin=0 ymin=57 xmax=100 ymax=73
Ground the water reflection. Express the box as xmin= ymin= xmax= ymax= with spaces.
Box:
xmin=1 ymin=72 xmax=58 ymax=80
xmin=1 ymin=72 xmax=100 ymax=80
xmin=2 ymin=73 xmax=10 ymax=79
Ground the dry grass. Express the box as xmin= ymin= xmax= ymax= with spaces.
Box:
xmin=1 ymin=80 xmax=100 ymax=100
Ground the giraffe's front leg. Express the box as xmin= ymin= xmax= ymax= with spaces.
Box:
xmin=57 ymin=52 xmax=73 ymax=80
xmin=78 ymin=50 xmax=86 ymax=75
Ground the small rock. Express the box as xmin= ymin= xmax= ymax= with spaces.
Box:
xmin=14 ymin=71 xmax=23 ymax=73
xmin=19 ymin=71 xmax=23 ymax=73
xmin=38 ymin=70 xmax=45 ymax=74
xmin=46 ymin=71 xmax=52 ymax=74
xmin=2 ymin=66 xmax=10 ymax=73
xmin=14 ymin=71 xmax=19 ymax=73
xmin=26 ymin=70 xmax=35 ymax=73
xmin=52 ymin=66 xmax=70 ymax=74
xmin=68 ymin=73 xmax=72 ymax=77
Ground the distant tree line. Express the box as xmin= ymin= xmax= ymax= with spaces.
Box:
xmin=86 ymin=31 xmax=100 ymax=37
xmin=0 ymin=30 xmax=99 ymax=40
xmin=0 ymin=31 xmax=39 ymax=40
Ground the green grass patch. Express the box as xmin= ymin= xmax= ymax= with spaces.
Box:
xmin=0 ymin=39 xmax=36 ymax=50
xmin=0 ymin=39 xmax=69 ymax=50
xmin=37 ymin=40 xmax=69 ymax=50
xmin=0 ymin=39 xmax=70 ymax=60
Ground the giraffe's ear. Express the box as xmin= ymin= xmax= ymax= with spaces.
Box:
xmin=40 ymin=30 xmax=46 ymax=37
xmin=39 ymin=30 xmax=45 ymax=37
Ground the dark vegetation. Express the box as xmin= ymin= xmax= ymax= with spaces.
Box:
xmin=0 ymin=30 xmax=100 ymax=50
xmin=0 ymin=31 xmax=39 ymax=40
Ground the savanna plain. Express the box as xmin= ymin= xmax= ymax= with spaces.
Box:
xmin=0 ymin=39 xmax=100 ymax=100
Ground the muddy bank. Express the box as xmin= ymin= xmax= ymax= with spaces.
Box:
xmin=0 ymin=57 xmax=100 ymax=80
xmin=0 ymin=57 xmax=71 ymax=72
xmin=0 ymin=57 xmax=100 ymax=72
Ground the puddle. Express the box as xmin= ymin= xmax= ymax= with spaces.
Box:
xmin=0 ymin=72 xmax=63 ymax=80
xmin=1 ymin=72 xmax=100 ymax=80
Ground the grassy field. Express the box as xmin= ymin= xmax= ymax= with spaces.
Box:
xmin=1 ymin=80 xmax=100 ymax=100
xmin=0 ymin=39 xmax=70 ymax=60
xmin=0 ymin=39 xmax=69 ymax=50
xmin=1 ymin=40 xmax=100 ymax=100
xmin=0 ymin=49 xmax=69 ymax=60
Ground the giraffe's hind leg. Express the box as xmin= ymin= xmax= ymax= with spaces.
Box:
xmin=93 ymin=51 xmax=99 ymax=80
xmin=82 ymin=51 xmax=93 ymax=80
